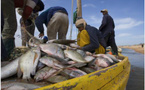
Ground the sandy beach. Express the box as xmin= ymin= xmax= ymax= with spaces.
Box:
xmin=119 ymin=45 xmax=144 ymax=54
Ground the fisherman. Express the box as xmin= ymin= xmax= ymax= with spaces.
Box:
xmin=99 ymin=9 xmax=118 ymax=55
xmin=17 ymin=8 xmax=39 ymax=46
xmin=35 ymin=6 xmax=69 ymax=40
xmin=1 ymin=0 xmax=44 ymax=56
xmin=1 ymin=11 xmax=9 ymax=61
xmin=75 ymin=18 xmax=106 ymax=54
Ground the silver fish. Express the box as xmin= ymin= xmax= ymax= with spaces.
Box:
xmin=76 ymin=49 xmax=86 ymax=57
xmin=39 ymin=43 xmax=65 ymax=59
xmin=80 ymin=67 xmax=96 ymax=74
xmin=37 ymin=61 xmax=46 ymax=70
xmin=1 ymin=81 xmax=41 ymax=90
xmin=34 ymin=67 xmax=58 ymax=82
xmin=64 ymin=50 xmax=87 ymax=63
xmin=61 ymin=68 xmax=87 ymax=78
xmin=69 ymin=43 xmax=80 ymax=48
xmin=93 ymin=54 xmax=114 ymax=63
xmin=106 ymin=54 xmax=119 ymax=63
xmin=95 ymin=57 xmax=111 ymax=68
xmin=84 ymin=55 xmax=95 ymax=62
xmin=39 ymin=56 xmax=64 ymax=69
xmin=1 ymin=58 xmax=20 ymax=80
xmin=17 ymin=47 xmax=41 ymax=81
xmin=47 ymin=75 xmax=68 ymax=83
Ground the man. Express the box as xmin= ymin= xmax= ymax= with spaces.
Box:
xmin=1 ymin=0 xmax=44 ymax=56
xmin=1 ymin=11 xmax=9 ymax=61
xmin=75 ymin=18 xmax=106 ymax=54
xmin=35 ymin=6 xmax=69 ymax=40
xmin=17 ymin=8 xmax=39 ymax=46
xmin=99 ymin=9 xmax=118 ymax=55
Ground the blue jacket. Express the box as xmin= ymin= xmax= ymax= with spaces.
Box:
xmin=82 ymin=25 xmax=106 ymax=52
xmin=35 ymin=6 xmax=68 ymax=33
xmin=99 ymin=14 xmax=115 ymax=37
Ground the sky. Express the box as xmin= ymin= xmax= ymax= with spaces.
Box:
xmin=15 ymin=0 xmax=144 ymax=46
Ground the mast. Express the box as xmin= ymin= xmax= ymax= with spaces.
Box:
xmin=77 ymin=0 xmax=82 ymax=18
xmin=70 ymin=0 xmax=82 ymax=39
xmin=70 ymin=0 xmax=74 ymax=39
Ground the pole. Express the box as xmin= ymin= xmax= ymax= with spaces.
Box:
xmin=70 ymin=0 xmax=74 ymax=40
xmin=77 ymin=0 xmax=82 ymax=18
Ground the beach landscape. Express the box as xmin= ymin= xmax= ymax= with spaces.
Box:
xmin=119 ymin=44 xmax=144 ymax=54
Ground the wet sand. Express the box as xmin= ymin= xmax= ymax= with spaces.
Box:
xmin=119 ymin=45 xmax=144 ymax=54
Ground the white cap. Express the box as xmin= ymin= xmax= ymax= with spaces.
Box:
xmin=101 ymin=9 xmax=108 ymax=13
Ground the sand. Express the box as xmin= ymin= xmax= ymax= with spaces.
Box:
xmin=119 ymin=45 xmax=144 ymax=54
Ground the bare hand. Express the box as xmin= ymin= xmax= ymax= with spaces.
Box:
xmin=39 ymin=33 xmax=44 ymax=38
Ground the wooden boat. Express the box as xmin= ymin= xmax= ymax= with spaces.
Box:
xmin=35 ymin=54 xmax=131 ymax=90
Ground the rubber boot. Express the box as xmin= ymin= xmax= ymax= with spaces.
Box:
xmin=2 ymin=38 xmax=15 ymax=56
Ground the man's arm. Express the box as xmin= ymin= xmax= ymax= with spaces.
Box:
xmin=35 ymin=12 xmax=47 ymax=37
xmin=99 ymin=16 xmax=107 ymax=31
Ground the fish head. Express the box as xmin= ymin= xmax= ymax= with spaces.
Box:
xmin=34 ymin=75 xmax=42 ymax=82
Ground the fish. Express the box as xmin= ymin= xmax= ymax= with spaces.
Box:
xmin=17 ymin=47 xmax=41 ymax=81
xmin=69 ymin=43 xmax=80 ymax=48
xmin=1 ymin=58 xmax=20 ymax=80
xmin=93 ymin=54 xmax=114 ymax=63
xmin=76 ymin=49 xmax=86 ymax=57
xmin=34 ymin=67 xmax=58 ymax=82
xmin=1 ymin=81 xmax=41 ymax=90
xmin=106 ymin=54 xmax=119 ymax=63
xmin=36 ymin=61 xmax=46 ymax=70
xmin=21 ymin=27 xmax=43 ymax=47
xmin=39 ymin=56 xmax=64 ymax=69
xmin=60 ymin=68 xmax=87 ymax=78
xmin=3 ymin=85 xmax=28 ymax=90
xmin=46 ymin=75 xmax=68 ymax=83
xmin=47 ymin=39 xmax=76 ymax=45
xmin=95 ymin=57 xmax=112 ymax=68
xmin=57 ymin=44 xmax=76 ymax=50
xmin=39 ymin=43 xmax=65 ymax=60
xmin=84 ymin=55 xmax=95 ymax=62
xmin=64 ymin=49 xmax=87 ymax=63
xmin=29 ymin=38 xmax=43 ymax=47
xmin=80 ymin=67 xmax=96 ymax=74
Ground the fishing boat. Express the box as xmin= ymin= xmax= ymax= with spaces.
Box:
xmin=35 ymin=53 xmax=131 ymax=90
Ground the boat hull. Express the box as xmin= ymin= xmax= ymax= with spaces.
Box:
xmin=35 ymin=54 xmax=131 ymax=90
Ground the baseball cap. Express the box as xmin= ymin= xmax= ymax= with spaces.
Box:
xmin=101 ymin=9 xmax=108 ymax=13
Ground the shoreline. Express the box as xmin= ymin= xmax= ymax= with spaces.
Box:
xmin=119 ymin=45 xmax=144 ymax=54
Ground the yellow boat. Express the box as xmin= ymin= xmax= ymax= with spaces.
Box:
xmin=35 ymin=54 xmax=131 ymax=90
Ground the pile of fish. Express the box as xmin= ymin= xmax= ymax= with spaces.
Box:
xmin=1 ymin=39 xmax=121 ymax=88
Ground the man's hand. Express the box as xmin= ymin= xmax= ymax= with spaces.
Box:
xmin=39 ymin=33 xmax=44 ymax=38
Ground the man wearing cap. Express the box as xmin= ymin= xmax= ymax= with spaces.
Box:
xmin=99 ymin=9 xmax=118 ymax=55
xmin=1 ymin=0 xmax=44 ymax=56
xmin=75 ymin=18 xmax=106 ymax=54
xmin=35 ymin=6 xmax=69 ymax=40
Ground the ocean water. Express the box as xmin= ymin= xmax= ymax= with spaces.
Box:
xmin=121 ymin=48 xmax=144 ymax=90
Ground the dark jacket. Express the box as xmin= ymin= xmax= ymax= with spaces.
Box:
xmin=82 ymin=25 xmax=106 ymax=52
xmin=99 ymin=14 xmax=115 ymax=37
xmin=35 ymin=6 xmax=68 ymax=33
